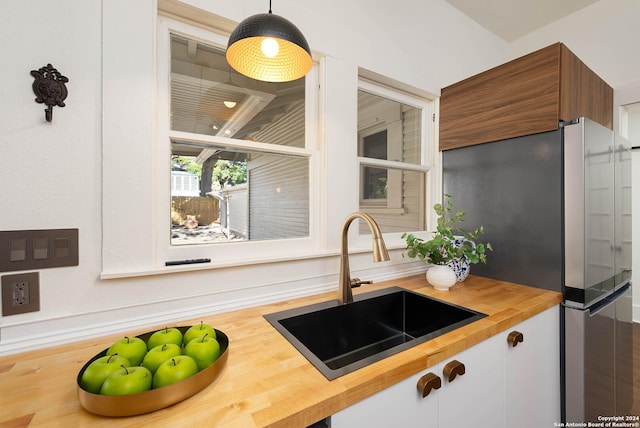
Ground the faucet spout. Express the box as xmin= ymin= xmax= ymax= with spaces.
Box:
xmin=338 ymin=212 xmax=390 ymax=304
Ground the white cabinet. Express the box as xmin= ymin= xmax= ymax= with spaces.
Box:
xmin=331 ymin=333 xmax=503 ymax=428
xmin=330 ymin=362 xmax=439 ymax=427
xmin=504 ymin=306 xmax=560 ymax=427
xmin=331 ymin=306 xmax=560 ymax=428
xmin=438 ymin=332 xmax=504 ymax=427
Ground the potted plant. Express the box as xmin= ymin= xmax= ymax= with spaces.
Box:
xmin=402 ymin=194 xmax=492 ymax=290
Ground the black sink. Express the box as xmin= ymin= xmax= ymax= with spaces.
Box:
xmin=264 ymin=286 xmax=486 ymax=380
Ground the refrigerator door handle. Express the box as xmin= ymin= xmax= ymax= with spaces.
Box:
xmin=587 ymin=282 xmax=631 ymax=317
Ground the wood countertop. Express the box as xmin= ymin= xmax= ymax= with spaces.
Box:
xmin=0 ymin=275 xmax=562 ymax=427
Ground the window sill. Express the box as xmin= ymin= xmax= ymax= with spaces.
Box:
xmin=100 ymin=243 xmax=409 ymax=280
xmin=99 ymin=249 xmax=337 ymax=279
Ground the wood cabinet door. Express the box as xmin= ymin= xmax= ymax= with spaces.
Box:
xmin=439 ymin=43 xmax=613 ymax=151
xmin=439 ymin=44 xmax=561 ymax=151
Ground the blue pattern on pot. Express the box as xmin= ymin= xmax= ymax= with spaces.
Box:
xmin=447 ymin=236 xmax=472 ymax=282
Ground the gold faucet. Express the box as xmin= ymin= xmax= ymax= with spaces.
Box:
xmin=338 ymin=212 xmax=390 ymax=304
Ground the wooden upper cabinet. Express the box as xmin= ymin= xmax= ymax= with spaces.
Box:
xmin=439 ymin=43 xmax=613 ymax=151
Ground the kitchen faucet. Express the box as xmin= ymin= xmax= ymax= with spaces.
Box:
xmin=338 ymin=212 xmax=390 ymax=304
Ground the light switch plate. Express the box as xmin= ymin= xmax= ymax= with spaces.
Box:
xmin=0 ymin=229 xmax=78 ymax=272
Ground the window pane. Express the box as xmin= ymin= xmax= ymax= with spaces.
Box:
xmin=168 ymin=33 xmax=310 ymax=247
xmin=170 ymin=35 xmax=305 ymax=148
xmin=362 ymin=130 xmax=389 ymax=200
xmin=358 ymin=86 xmax=427 ymax=233
xmin=362 ymin=166 xmax=387 ymax=200
xmin=363 ymin=130 xmax=387 ymax=159
xmin=358 ymin=91 xmax=421 ymax=164
xmin=171 ymin=142 xmax=309 ymax=245
xmin=360 ymin=168 xmax=426 ymax=233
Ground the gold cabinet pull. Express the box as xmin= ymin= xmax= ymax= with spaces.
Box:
xmin=443 ymin=359 xmax=466 ymax=383
xmin=417 ymin=372 xmax=442 ymax=398
xmin=507 ymin=331 xmax=524 ymax=348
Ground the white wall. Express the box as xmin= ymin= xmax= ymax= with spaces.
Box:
xmin=508 ymin=0 xmax=640 ymax=91
xmin=508 ymin=0 xmax=640 ymax=320
xmin=3 ymin=0 xmax=639 ymax=355
xmin=0 ymin=0 xmax=507 ymax=355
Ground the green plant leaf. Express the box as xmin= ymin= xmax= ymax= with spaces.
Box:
xmin=401 ymin=194 xmax=492 ymax=266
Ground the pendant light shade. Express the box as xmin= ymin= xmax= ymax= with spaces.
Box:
xmin=226 ymin=9 xmax=312 ymax=83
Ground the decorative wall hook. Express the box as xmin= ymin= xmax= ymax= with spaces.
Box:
xmin=31 ymin=64 xmax=68 ymax=122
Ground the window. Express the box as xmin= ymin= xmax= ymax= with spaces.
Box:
xmin=151 ymin=18 xmax=319 ymax=267
xmin=103 ymin=15 xmax=433 ymax=276
xmin=357 ymin=81 xmax=434 ymax=234
xmin=166 ymin=33 xmax=312 ymax=246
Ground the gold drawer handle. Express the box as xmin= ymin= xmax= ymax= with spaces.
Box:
xmin=507 ymin=331 xmax=524 ymax=348
xmin=417 ymin=372 xmax=442 ymax=398
xmin=443 ymin=359 xmax=465 ymax=383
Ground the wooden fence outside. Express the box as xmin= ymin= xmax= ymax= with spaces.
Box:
xmin=171 ymin=196 xmax=220 ymax=226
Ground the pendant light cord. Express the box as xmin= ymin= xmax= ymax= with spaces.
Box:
xmin=268 ymin=0 xmax=272 ymax=14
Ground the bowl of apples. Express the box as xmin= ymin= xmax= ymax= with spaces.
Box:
xmin=76 ymin=322 xmax=228 ymax=417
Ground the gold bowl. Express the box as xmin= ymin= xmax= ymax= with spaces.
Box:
xmin=77 ymin=326 xmax=229 ymax=417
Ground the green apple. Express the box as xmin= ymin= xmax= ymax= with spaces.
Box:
xmin=184 ymin=334 xmax=221 ymax=371
xmin=183 ymin=322 xmax=216 ymax=345
xmin=142 ymin=343 xmax=182 ymax=374
xmin=106 ymin=336 xmax=147 ymax=366
xmin=152 ymin=356 xmax=198 ymax=388
xmin=100 ymin=365 xmax=152 ymax=396
xmin=79 ymin=353 xmax=131 ymax=394
xmin=146 ymin=327 xmax=183 ymax=351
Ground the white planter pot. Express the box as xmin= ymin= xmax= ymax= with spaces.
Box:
xmin=426 ymin=264 xmax=457 ymax=291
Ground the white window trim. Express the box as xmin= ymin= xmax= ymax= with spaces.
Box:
xmin=100 ymin=12 xmax=437 ymax=278
xmin=354 ymin=78 xmax=439 ymax=248
xmin=119 ymin=17 xmax=322 ymax=276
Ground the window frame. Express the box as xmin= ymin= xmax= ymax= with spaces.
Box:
xmin=101 ymin=15 xmax=438 ymax=278
xmin=355 ymin=78 xmax=438 ymax=245
xmin=155 ymin=17 xmax=322 ymax=268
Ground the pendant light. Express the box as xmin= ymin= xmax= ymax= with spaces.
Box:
xmin=226 ymin=1 xmax=312 ymax=83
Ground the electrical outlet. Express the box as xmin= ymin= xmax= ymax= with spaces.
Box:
xmin=12 ymin=282 xmax=30 ymax=306
xmin=2 ymin=272 xmax=40 ymax=316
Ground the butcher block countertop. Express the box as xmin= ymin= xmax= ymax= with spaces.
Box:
xmin=0 ymin=274 xmax=561 ymax=427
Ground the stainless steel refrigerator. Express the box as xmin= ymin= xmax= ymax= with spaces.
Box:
xmin=442 ymin=117 xmax=633 ymax=423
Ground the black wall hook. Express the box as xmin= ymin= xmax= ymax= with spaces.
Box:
xmin=31 ymin=64 xmax=68 ymax=122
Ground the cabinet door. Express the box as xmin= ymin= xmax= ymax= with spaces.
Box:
xmin=504 ymin=306 xmax=560 ymax=427
xmin=437 ymin=333 xmax=505 ymax=428
xmin=331 ymin=365 xmax=439 ymax=427
xmin=439 ymin=42 xmax=613 ymax=151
